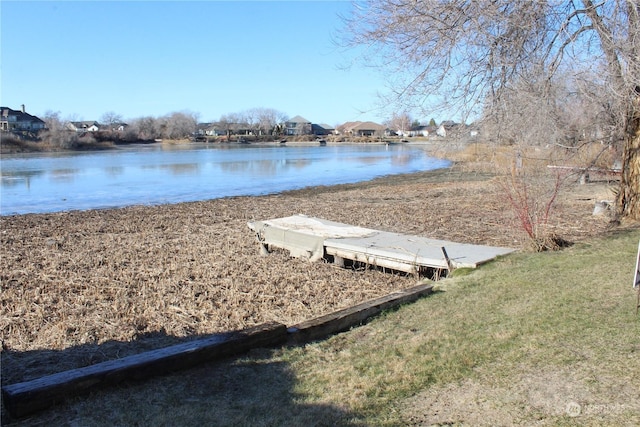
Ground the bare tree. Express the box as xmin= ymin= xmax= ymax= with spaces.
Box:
xmin=160 ymin=111 xmax=199 ymax=140
xmin=253 ymin=107 xmax=288 ymax=136
xmin=216 ymin=114 xmax=235 ymax=140
xmin=40 ymin=110 xmax=79 ymax=149
xmin=243 ymin=109 xmax=260 ymax=135
xmin=129 ymin=116 xmax=160 ymax=141
xmin=342 ymin=0 xmax=640 ymax=220
xmin=100 ymin=111 xmax=124 ymax=130
xmin=386 ymin=112 xmax=413 ymax=136
xmin=215 ymin=113 xmax=247 ymax=139
xmin=228 ymin=112 xmax=248 ymax=136
xmin=273 ymin=114 xmax=290 ymax=137
xmin=482 ymin=71 xmax=567 ymax=147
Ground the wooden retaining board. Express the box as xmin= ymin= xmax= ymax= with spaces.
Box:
xmin=249 ymin=214 xmax=515 ymax=272
xmin=2 ymin=322 xmax=287 ymax=418
xmin=287 ymin=282 xmax=434 ymax=344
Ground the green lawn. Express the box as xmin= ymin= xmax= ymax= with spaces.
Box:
xmin=266 ymin=227 xmax=640 ymax=426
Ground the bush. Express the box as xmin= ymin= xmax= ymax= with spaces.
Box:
xmin=497 ymin=165 xmax=571 ymax=251
xmin=0 ymin=132 xmax=44 ymax=153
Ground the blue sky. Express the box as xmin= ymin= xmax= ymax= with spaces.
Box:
xmin=1 ymin=1 xmax=392 ymax=126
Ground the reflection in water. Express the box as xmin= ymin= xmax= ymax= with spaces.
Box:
xmin=218 ymin=158 xmax=311 ymax=176
xmin=1 ymin=170 xmax=45 ymax=189
xmin=218 ymin=161 xmax=248 ymax=174
xmin=159 ymin=163 xmax=199 ymax=175
xmin=50 ymin=168 xmax=81 ymax=183
xmin=218 ymin=160 xmax=277 ymax=175
xmin=347 ymin=155 xmax=388 ymax=165
xmin=285 ymin=159 xmax=312 ymax=170
xmin=250 ymin=159 xmax=281 ymax=176
xmin=104 ymin=166 xmax=124 ymax=177
xmin=391 ymin=154 xmax=412 ymax=166
xmin=0 ymin=144 xmax=450 ymax=215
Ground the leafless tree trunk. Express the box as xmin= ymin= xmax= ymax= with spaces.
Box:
xmin=341 ymin=0 xmax=640 ymax=220
xmin=618 ymin=94 xmax=640 ymax=219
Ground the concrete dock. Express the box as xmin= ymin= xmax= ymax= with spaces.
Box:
xmin=248 ymin=214 xmax=515 ymax=276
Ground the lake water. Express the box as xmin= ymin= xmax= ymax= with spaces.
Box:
xmin=0 ymin=142 xmax=450 ymax=215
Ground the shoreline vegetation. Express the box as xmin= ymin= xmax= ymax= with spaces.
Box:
xmin=0 ymin=132 xmax=411 ymax=154
xmin=2 ymin=141 xmax=638 ymax=424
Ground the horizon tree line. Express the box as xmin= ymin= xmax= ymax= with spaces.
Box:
xmin=38 ymin=106 xmax=464 ymax=145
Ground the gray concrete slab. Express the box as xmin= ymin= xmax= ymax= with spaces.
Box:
xmin=248 ymin=214 xmax=516 ymax=273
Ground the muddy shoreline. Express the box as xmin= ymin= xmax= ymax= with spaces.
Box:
xmin=0 ymin=165 xmax=614 ymax=385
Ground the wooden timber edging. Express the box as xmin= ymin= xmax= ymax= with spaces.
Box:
xmin=2 ymin=283 xmax=434 ymax=418
xmin=546 ymin=164 xmax=621 ymax=183
xmin=2 ymin=322 xmax=288 ymax=418
xmin=286 ymin=282 xmax=434 ymax=344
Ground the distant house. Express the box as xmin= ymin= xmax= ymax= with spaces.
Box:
xmin=311 ymin=123 xmax=335 ymax=136
xmin=67 ymin=121 xmax=101 ymax=132
xmin=407 ymin=125 xmax=432 ymax=137
xmin=109 ymin=123 xmax=129 ymax=132
xmin=0 ymin=105 xmax=46 ymax=132
xmin=196 ymin=123 xmax=228 ymax=137
xmin=436 ymin=121 xmax=460 ymax=138
xmin=336 ymin=121 xmax=357 ymax=134
xmin=339 ymin=121 xmax=386 ymax=137
xmin=98 ymin=122 xmax=129 ymax=132
xmin=211 ymin=127 xmax=226 ymax=137
xmin=285 ymin=115 xmax=312 ymax=135
xmin=196 ymin=123 xmax=213 ymax=136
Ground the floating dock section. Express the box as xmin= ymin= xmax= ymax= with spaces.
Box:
xmin=248 ymin=214 xmax=515 ymax=276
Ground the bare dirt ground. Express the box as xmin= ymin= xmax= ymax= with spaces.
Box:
xmin=0 ymin=154 xmax=618 ymax=391
xmin=400 ymin=366 xmax=640 ymax=426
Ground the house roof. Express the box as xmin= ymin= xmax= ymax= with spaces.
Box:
xmin=342 ymin=121 xmax=386 ymax=132
xmin=70 ymin=121 xmax=100 ymax=128
xmin=354 ymin=121 xmax=386 ymax=131
xmin=287 ymin=115 xmax=311 ymax=124
xmin=1 ymin=106 xmax=45 ymax=123
xmin=339 ymin=121 xmax=359 ymax=130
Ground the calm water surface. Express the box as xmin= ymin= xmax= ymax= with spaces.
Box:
xmin=0 ymin=143 xmax=450 ymax=215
